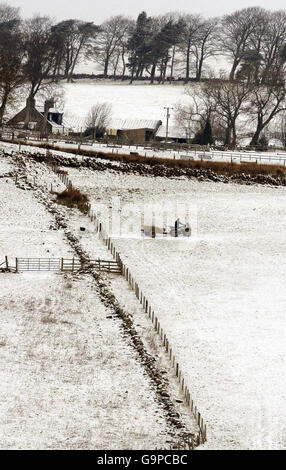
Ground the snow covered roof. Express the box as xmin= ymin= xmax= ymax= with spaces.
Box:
xmin=62 ymin=115 xmax=86 ymax=131
xmin=156 ymin=125 xmax=191 ymax=139
xmin=108 ymin=119 xmax=161 ymax=131
xmin=62 ymin=116 xmax=162 ymax=132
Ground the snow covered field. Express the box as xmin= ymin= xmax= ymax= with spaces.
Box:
xmin=67 ymin=166 xmax=286 ymax=449
xmin=1 ymin=143 xmax=286 ymax=449
xmin=0 ymin=155 xmax=71 ymax=259
xmin=0 ymin=273 xmax=176 ymax=449
xmin=62 ymin=80 xmax=186 ymax=125
xmin=0 ymin=152 xmax=193 ymax=449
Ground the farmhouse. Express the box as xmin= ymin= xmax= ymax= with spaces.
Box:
xmin=107 ymin=118 xmax=162 ymax=143
xmin=7 ymin=98 xmax=66 ymax=134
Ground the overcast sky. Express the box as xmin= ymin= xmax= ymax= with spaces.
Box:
xmin=5 ymin=0 xmax=286 ymax=23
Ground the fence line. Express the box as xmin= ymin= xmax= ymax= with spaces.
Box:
xmin=3 ymin=129 xmax=286 ymax=167
xmin=49 ymin=157 xmax=207 ymax=444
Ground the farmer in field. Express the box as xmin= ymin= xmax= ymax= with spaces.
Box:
xmin=172 ymin=218 xmax=191 ymax=237
xmin=175 ymin=218 xmax=184 ymax=231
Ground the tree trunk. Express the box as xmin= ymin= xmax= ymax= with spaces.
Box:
xmin=113 ymin=53 xmax=120 ymax=77
xmin=229 ymin=58 xmax=240 ymax=81
xmin=0 ymin=91 xmax=9 ymax=127
xmin=150 ymin=62 xmax=157 ymax=84
xmin=170 ymin=46 xmax=176 ymax=79
xmin=250 ymin=117 xmax=264 ymax=146
xmin=231 ymin=124 xmax=237 ymax=149
xmin=161 ymin=57 xmax=168 ymax=83
xmin=67 ymin=37 xmax=85 ymax=82
xmin=185 ymin=40 xmax=191 ymax=83
xmin=196 ymin=57 xmax=203 ymax=81
xmin=103 ymin=57 xmax=109 ymax=78
xmin=129 ymin=66 xmax=135 ymax=84
xmin=158 ymin=60 xmax=164 ymax=84
xmin=121 ymin=50 xmax=126 ymax=80
xmin=121 ymin=62 xmax=126 ymax=80
xmin=224 ymin=124 xmax=231 ymax=146
xmin=135 ymin=63 xmax=141 ymax=78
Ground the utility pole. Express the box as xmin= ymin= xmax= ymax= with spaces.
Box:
xmin=164 ymin=107 xmax=173 ymax=143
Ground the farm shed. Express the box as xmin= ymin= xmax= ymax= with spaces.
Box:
xmin=7 ymin=98 xmax=66 ymax=135
xmin=155 ymin=125 xmax=191 ymax=143
xmin=107 ymin=119 xmax=162 ymax=143
xmin=61 ymin=115 xmax=86 ymax=135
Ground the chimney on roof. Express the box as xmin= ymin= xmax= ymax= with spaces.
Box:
xmin=44 ymin=99 xmax=54 ymax=115
xmin=26 ymin=96 xmax=35 ymax=109
xmin=41 ymin=99 xmax=54 ymax=134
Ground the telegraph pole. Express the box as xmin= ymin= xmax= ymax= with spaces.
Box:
xmin=164 ymin=107 xmax=173 ymax=143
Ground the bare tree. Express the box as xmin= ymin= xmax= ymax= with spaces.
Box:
xmin=22 ymin=16 xmax=58 ymax=128
xmin=95 ymin=16 xmax=133 ymax=78
xmin=201 ymin=78 xmax=252 ymax=147
xmin=193 ymin=18 xmax=219 ymax=81
xmin=174 ymin=102 xmax=197 ymax=142
xmin=175 ymin=83 xmax=216 ymax=140
xmin=110 ymin=18 xmax=134 ymax=78
xmin=85 ymin=102 xmax=112 ymax=139
xmin=120 ymin=22 xmax=135 ymax=78
xmin=0 ymin=13 xmax=24 ymax=125
xmin=0 ymin=2 xmax=19 ymax=23
xmin=260 ymin=10 xmax=286 ymax=85
xmin=49 ymin=20 xmax=99 ymax=82
xmin=146 ymin=17 xmax=184 ymax=84
xmin=178 ymin=14 xmax=202 ymax=82
xmin=246 ymin=8 xmax=269 ymax=84
xmin=247 ymin=84 xmax=286 ymax=145
xmin=159 ymin=12 xmax=184 ymax=79
xmin=220 ymin=7 xmax=263 ymax=81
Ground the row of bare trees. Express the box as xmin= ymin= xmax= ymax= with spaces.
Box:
xmin=175 ymin=77 xmax=286 ymax=148
xmin=92 ymin=7 xmax=286 ymax=85
xmin=4 ymin=4 xmax=286 ymax=87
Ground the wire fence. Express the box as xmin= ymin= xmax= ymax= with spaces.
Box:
xmin=2 ymin=129 xmax=286 ymax=168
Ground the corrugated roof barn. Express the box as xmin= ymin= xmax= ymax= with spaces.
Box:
xmin=156 ymin=125 xmax=192 ymax=142
xmin=107 ymin=118 xmax=162 ymax=143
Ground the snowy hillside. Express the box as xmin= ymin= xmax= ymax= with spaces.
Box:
xmin=62 ymin=80 xmax=187 ymax=125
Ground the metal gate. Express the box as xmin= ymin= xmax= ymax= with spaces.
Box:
xmin=13 ymin=257 xmax=121 ymax=274
xmin=16 ymin=258 xmax=61 ymax=272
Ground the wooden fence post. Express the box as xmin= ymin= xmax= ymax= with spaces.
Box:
xmin=5 ymin=256 xmax=8 ymax=270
